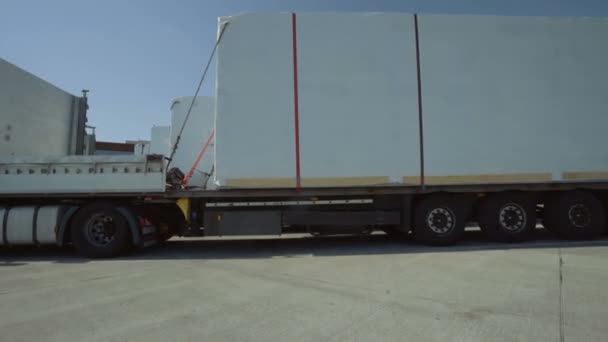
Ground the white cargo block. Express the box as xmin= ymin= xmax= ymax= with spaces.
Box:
xmin=171 ymin=96 xmax=215 ymax=188
xmin=150 ymin=125 xmax=170 ymax=155
xmin=297 ymin=13 xmax=420 ymax=186
xmin=215 ymin=13 xmax=296 ymax=187
xmin=418 ymin=15 xmax=608 ymax=183
xmin=0 ymin=58 xmax=85 ymax=157
xmin=215 ymin=13 xmax=608 ymax=188
xmin=215 ymin=13 xmax=421 ymax=188
xmin=0 ymin=155 xmax=165 ymax=194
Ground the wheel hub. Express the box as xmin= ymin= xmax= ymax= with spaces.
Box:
xmin=85 ymin=214 xmax=116 ymax=247
xmin=499 ymin=203 xmax=526 ymax=232
xmin=568 ymin=204 xmax=591 ymax=228
xmin=426 ymin=207 xmax=455 ymax=234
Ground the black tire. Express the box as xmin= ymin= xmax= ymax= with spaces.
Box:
xmin=414 ymin=194 xmax=465 ymax=246
xmin=478 ymin=192 xmax=536 ymax=242
xmin=71 ymin=202 xmax=132 ymax=258
xmin=544 ymin=191 xmax=605 ymax=240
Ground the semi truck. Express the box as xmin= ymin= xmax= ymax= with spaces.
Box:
xmin=1 ymin=13 xmax=608 ymax=258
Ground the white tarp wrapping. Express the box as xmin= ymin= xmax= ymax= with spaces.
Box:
xmin=216 ymin=14 xmax=296 ymax=187
xmin=214 ymin=13 xmax=608 ymax=188
xmin=215 ymin=13 xmax=420 ymax=188
xmin=419 ymin=15 xmax=608 ymax=183
xmin=296 ymin=13 xmax=420 ymax=186
xmin=171 ymin=96 xmax=215 ymax=188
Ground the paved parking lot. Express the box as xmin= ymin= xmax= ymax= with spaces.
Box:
xmin=1 ymin=231 xmax=608 ymax=342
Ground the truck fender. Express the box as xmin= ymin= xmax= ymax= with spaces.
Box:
xmin=56 ymin=206 xmax=79 ymax=247
xmin=116 ymin=206 xmax=142 ymax=248
xmin=56 ymin=205 xmax=142 ymax=248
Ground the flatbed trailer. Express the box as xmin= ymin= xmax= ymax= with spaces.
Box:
xmin=1 ymin=153 xmax=607 ymax=258
xmin=6 ymin=181 xmax=608 ymax=200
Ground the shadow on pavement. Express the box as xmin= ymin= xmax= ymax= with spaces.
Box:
xmin=2 ymin=229 xmax=608 ymax=264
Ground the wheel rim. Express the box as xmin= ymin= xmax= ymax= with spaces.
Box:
xmin=426 ymin=207 xmax=455 ymax=234
xmin=568 ymin=203 xmax=591 ymax=228
xmin=84 ymin=213 xmax=116 ymax=247
xmin=499 ymin=203 xmax=527 ymax=232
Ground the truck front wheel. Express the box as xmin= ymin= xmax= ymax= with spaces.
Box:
xmin=71 ymin=202 xmax=132 ymax=258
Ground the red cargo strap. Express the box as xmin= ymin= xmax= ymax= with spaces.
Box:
xmin=182 ymin=130 xmax=215 ymax=186
xmin=292 ymin=12 xmax=302 ymax=190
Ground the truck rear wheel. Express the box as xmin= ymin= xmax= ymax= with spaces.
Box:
xmin=478 ymin=192 xmax=536 ymax=242
xmin=414 ymin=195 xmax=465 ymax=246
xmin=544 ymin=191 xmax=605 ymax=240
xmin=71 ymin=202 xmax=132 ymax=258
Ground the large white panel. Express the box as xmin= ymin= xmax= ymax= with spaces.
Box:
xmin=215 ymin=13 xmax=295 ymax=186
xmin=0 ymin=58 xmax=78 ymax=157
xmin=171 ymin=96 xmax=215 ymax=188
xmin=0 ymin=174 xmax=164 ymax=194
xmin=214 ymin=13 xmax=608 ymax=188
xmin=215 ymin=13 xmax=421 ymax=188
xmin=0 ymin=155 xmax=165 ymax=194
xmin=297 ymin=13 xmax=420 ymax=184
xmin=150 ymin=126 xmax=170 ymax=155
xmin=419 ymin=15 xmax=608 ymax=180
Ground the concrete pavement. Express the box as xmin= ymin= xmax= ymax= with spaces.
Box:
xmin=1 ymin=232 xmax=607 ymax=342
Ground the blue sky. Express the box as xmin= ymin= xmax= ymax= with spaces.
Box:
xmin=2 ymin=0 xmax=607 ymax=141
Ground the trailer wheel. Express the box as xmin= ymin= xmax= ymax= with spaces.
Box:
xmin=414 ymin=195 xmax=465 ymax=245
xmin=478 ymin=192 xmax=536 ymax=242
xmin=71 ymin=202 xmax=132 ymax=258
xmin=544 ymin=191 xmax=605 ymax=240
